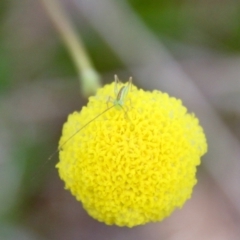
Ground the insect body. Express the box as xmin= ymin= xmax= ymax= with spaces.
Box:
xmin=108 ymin=75 xmax=132 ymax=112
xmin=114 ymin=75 xmax=132 ymax=106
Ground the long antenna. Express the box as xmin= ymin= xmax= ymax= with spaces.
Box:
xmin=48 ymin=104 xmax=116 ymax=161
xmin=30 ymin=104 xmax=116 ymax=182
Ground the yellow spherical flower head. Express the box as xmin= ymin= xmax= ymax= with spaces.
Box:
xmin=56 ymin=78 xmax=207 ymax=227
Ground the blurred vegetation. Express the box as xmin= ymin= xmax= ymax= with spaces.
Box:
xmin=0 ymin=0 xmax=239 ymax=239
xmin=127 ymin=0 xmax=240 ymax=51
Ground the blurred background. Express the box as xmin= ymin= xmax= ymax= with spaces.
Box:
xmin=0 ymin=0 xmax=240 ymax=239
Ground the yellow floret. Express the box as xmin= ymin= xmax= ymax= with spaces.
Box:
xmin=56 ymin=80 xmax=207 ymax=227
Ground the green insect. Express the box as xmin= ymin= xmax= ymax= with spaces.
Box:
xmin=30 ymin=76 xmax=133 ymax=182
xmin=49 ymin=75 xmax=133 ymax=160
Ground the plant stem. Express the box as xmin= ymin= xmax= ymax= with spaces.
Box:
xmin=41 ymin=0 xmax=101 ymax=96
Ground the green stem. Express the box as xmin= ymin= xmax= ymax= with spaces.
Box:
xmin=41 ymin=0 xmax=101 ymax=96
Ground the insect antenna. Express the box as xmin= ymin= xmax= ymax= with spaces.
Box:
xmin=49 ymin=104 xmax=116 ymax=161
xmin=30 ymin=104 xmax=116 ymax=183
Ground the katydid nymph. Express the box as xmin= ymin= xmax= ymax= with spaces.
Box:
xmin=30 ymin=76 xmax=132 ymax=182
xmin=49 ymin=75 xmax=133 ymax=161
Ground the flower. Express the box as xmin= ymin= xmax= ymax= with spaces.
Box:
xmin=56 ymin=79 xmax=207 ymax=227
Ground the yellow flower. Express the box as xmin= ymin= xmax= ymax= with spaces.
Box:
xmin=56 ymin=79 xmax=207 ymax=227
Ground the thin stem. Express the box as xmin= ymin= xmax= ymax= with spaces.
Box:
xmin=41 ymin=0 xmax=101 ymax=95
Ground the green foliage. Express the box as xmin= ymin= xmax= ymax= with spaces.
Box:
xmin=0 ymin=47 xmax=11 ymax=92
xmin=127 ymin=0 xmax=240 ymax=51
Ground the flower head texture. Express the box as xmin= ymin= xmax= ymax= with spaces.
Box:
xmin=56 ymin=80 xmax=207 ymax=227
